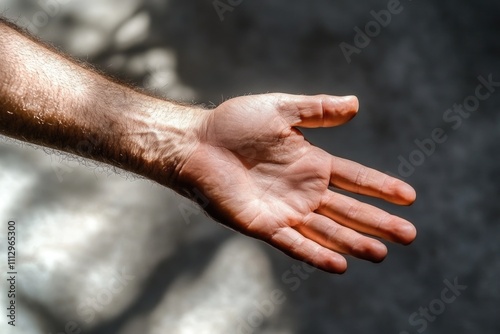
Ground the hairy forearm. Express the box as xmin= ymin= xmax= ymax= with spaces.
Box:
xmin=0 ymin=19 xmax=204 ymax=187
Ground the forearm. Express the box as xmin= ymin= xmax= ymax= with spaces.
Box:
xmin=0 ymin=19 xmax=204 ymax=187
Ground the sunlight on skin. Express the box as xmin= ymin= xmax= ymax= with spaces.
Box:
xmin=0 ymin=20 xmax=416 ymax=274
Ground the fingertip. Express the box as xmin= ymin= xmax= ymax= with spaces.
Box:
xmin=337 ymin=265 xmax=348 ymax=275
xmin=398 ymin=223 xmax=417 ymax=245
xmin=312 ymin=95 xmax=358 ymax=128
xmin=324 ymin=254 xmax=348 ymax=274
xmin=353 ymin=240 xmax=388 ymax=263
xmin=342 ymin=95 xmax=359 ymax=113
xmin=399 ymin=183 xmax=417 ymax=205
xmin=389 ymin=180 xmax=417 ymax=206
xmin=370 ymin=242 xmax=388 ymax=263
xmin=332 ymin=95 xmax=359 ymax=120
xmin=305 ymin=252 xmax=347 ymax=274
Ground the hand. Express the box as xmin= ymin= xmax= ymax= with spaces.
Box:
xmin=177 ymin=94 xmax=416 ymax=274
xmin=0 ymin=23 xmax=416 ymax=273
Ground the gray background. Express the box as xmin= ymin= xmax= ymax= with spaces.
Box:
xmin=0 ymin=0 xmax=498 ymax=333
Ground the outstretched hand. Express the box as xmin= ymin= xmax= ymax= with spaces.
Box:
xmin=177 ymin=94 xmax=416 ymax=273
xmin=0 ymin=23 xmax=414 ymax=273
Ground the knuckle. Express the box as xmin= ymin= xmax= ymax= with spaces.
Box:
xmin=374 ymin=212 xmax=393 ymax=231
xmin=350 ymin=238 xmax=371 ymax=255
xmin=289 ymin=235 xmax=305 ymax=253
xmin=345 ymin=203 xmax=360 ymax=221
xmin=324 ymin=223 xmax=340 ymax=244
xmin=378 ymin=175 xmax=398 ymax=197
xmin=354 ymin=168 xmax=369 ymax=190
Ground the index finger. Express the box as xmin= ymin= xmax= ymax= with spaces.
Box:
xmin=330 ymin=156 xmax=417 ymax=205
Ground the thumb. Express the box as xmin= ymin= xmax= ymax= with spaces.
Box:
xmin=274 ymin=94 xmax=359 ymax=128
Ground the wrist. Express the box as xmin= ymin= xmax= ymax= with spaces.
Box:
xmin=121 ymin=93 xmax=208 ymax=190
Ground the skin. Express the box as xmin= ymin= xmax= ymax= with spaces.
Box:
xmin=0 ymin=19 xmax=416 ymax=274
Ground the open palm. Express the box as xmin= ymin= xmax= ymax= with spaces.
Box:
xmin=178 ymin=94 xmax=416 ymax=273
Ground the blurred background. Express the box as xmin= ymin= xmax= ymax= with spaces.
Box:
xmin=0 ymin=0 xmax=499 ymax=333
